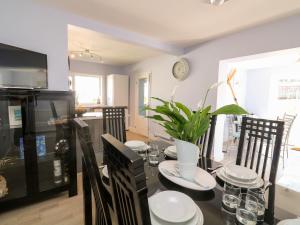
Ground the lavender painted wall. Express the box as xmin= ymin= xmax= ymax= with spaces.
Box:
xmin=70 ymin=60 xmax=124 ymax=75
xmin=0 ymin=0 xmax=69 ymax=90
xmin=0 ymin=0 xmax=179 ymax=91
xmin=124 ymin=14 xmax=300 ymax=138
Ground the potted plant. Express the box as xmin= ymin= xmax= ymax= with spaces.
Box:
xmin=145 ymin=83 xmax=247 ymax=178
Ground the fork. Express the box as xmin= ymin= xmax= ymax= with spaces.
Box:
xmin=161 ymin=168 xmax=210 ymax=189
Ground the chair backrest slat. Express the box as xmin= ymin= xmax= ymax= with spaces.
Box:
xmin=74 ymin=118 xmax=112 ymax=225
xmin=196 ymin=115 xmax=217 ymax=158
xmin=236 ymin=116 xmax=284 ymax=225
xmin=102 ymin=134 xmax=151 ymax=225
xmin=103 ymin=107 xmax=127 ymax=143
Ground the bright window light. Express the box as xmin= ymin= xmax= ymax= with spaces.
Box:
xmin=74 ymin=75 xmax=102 ymax=105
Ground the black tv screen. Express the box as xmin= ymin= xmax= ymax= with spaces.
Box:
xmin=0 ymin=43 xmax=48 ymax=89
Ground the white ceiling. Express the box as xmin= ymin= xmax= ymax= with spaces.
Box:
xmin=34 ymin=0 xmax=300 ymax=48
xmin=68 ymin=25 xmax=162 ymax=65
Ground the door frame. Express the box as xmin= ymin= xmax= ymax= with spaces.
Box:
xmin=133 ymin=72 xmax=151 ymax=137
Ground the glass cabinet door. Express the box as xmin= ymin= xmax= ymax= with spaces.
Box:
xmin=33 ymin=94 xmax=74 ymax=192
xmin=0 ymin=95 xmax=27 ymax=202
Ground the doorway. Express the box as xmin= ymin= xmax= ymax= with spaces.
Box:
xmin=134 ymin=72 xmax=151 ymax=137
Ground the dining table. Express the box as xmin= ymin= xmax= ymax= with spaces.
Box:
xmin=142 ymin=140 xmax=276 ymax=225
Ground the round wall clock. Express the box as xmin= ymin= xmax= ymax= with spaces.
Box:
xmin=172 ymin=58 xmax=190 ymax=81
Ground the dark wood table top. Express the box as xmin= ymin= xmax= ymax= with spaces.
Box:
xmin=145 ymin=140 xmax=272 ymax=225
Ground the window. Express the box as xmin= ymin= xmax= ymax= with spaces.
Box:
xmin=73 ymin=74 xmax=103 ymax=105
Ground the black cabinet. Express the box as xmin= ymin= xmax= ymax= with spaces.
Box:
xmin=0 ymin=90 xmax=77 ymax=211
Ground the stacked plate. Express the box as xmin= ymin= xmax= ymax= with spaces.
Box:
xmin=149 ymin=191 xmax=204 ymax=225
xmin=164 ymin=145 xmax=177 ymax=159
xmin=125 ymin=140 xmax=150 ymax=152
xmin=216 ymin=164 xmax=264 ymax=189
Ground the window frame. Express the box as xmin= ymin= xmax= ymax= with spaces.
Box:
xmin=70 ymin=72 xmax=103 ymax=106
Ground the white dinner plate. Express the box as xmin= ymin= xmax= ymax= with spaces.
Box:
xmin=158 ymin=160 xmax=216 ymax=191
xmin=149 ymin=191 xmax=196 ymax=223
xmin=164 ymin=148 xmax=177 ymax=159
xmin=125 ymin=140 xmax=147 ymax=149
xmin=216 ymin=167 xmax=264 ymax=189
xmin=225 ymin=164 xmax=258 ymax=182
xmin=102 ymin=165 xmax=108 ymax=178
xmin=149 ymin=198 xmax=204 ymax=225
xmin=277 ymin=219 xmax=300 ymax=225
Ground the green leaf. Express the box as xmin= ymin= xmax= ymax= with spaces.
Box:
xmin=145 ymin=97 xmax=248 ymax=142
xmin=175 ymin=102 xmax=192 ymax=119
xmin=212 ymin=104 xmax=248 ymax=116
xmin=146 ymin=115 xmax=166 ymax=122
xmin=151 ymin=97 xmax=168 ymax=105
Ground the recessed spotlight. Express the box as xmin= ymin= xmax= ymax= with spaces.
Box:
xmin=70 ymin=53 xmax=75 ymax=59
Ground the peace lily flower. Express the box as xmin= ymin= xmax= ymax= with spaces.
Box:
xmin=170 ymin=85 xmax=179 ymax=102
xmin=202 ymin=81 xmax=225 ymax=109
xmin=209 ymin=81 xmax=225 ymax=90
xmin=196 ymin=100 xmax=203 ymax=109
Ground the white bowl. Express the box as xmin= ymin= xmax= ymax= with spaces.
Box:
xmin=166 ymin=145 xmax=177 ymax=154
xmin=125 ymin=140 xmax=146 ymax=149
xmin=149 ymin=191 xmax=196 ymax=223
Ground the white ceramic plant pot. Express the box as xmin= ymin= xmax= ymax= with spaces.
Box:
xmin=175 ymin=139 xmax=200 ymax=164
xmin=175 ymin=139 xmax=200 ymax=180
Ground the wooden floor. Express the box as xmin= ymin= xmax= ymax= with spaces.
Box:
xmin=0 ymin=174 xmax=84 ymax=225
xmin=0 ymin=131 xmax=148 ymax=225
xmin=126 ymin=130 xmax=150 ymax=142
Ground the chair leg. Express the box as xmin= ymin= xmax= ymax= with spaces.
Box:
xmin=82 ymin=159 xmax=93 ymax=225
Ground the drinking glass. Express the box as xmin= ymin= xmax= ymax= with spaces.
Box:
xmin=236 ymin=193 xmax=258 ymax=225
xmin=137 ymin=149 xmax=147 ymax=161
xmin=222 ymin=182 xmax=241 ymax=213
xmin=247 ymin=188 xmax=265 ymax=223
xmin=148 ymin=144 xmax=160 ymax=166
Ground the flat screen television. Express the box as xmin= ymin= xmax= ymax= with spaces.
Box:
xmin=0 ymin=43 xmax=48 ymax=89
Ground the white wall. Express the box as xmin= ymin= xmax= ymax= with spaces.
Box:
xmin=243 ymin=64 xmax=300 ymax=146
xmin=125 ymin=14 xmax=300 ymax=150
xmin=244 ymin=69 xmax=273 ymax=118
xmin=0 ymin=0 xmax=161 ymax=91
xmin=69 ymin=60 xmax=124 ymax=75
xmin=0 ymin=0 xmax=69 ymax=90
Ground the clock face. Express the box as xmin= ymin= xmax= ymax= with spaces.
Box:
xmin=172 ymin=59 xmax=189 ymax=80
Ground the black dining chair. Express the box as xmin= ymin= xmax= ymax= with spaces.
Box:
xmin=236 ymin=116 xmax=284 ymax=225
xmin=101 ymin=133 xmax=151 ymax=225
xmin=102 ymin=107 xmax=127 ymax=143
xmin=196 ymin=114 xmax=217 ymax=158
xmin=74 ymin=118 xmax=112 ymax=225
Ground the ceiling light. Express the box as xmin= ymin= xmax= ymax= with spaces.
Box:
xmin=209 ymin=0 xmax=228 ymax=6
xmin=69 ymin=48 xmax=103 ymax=63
